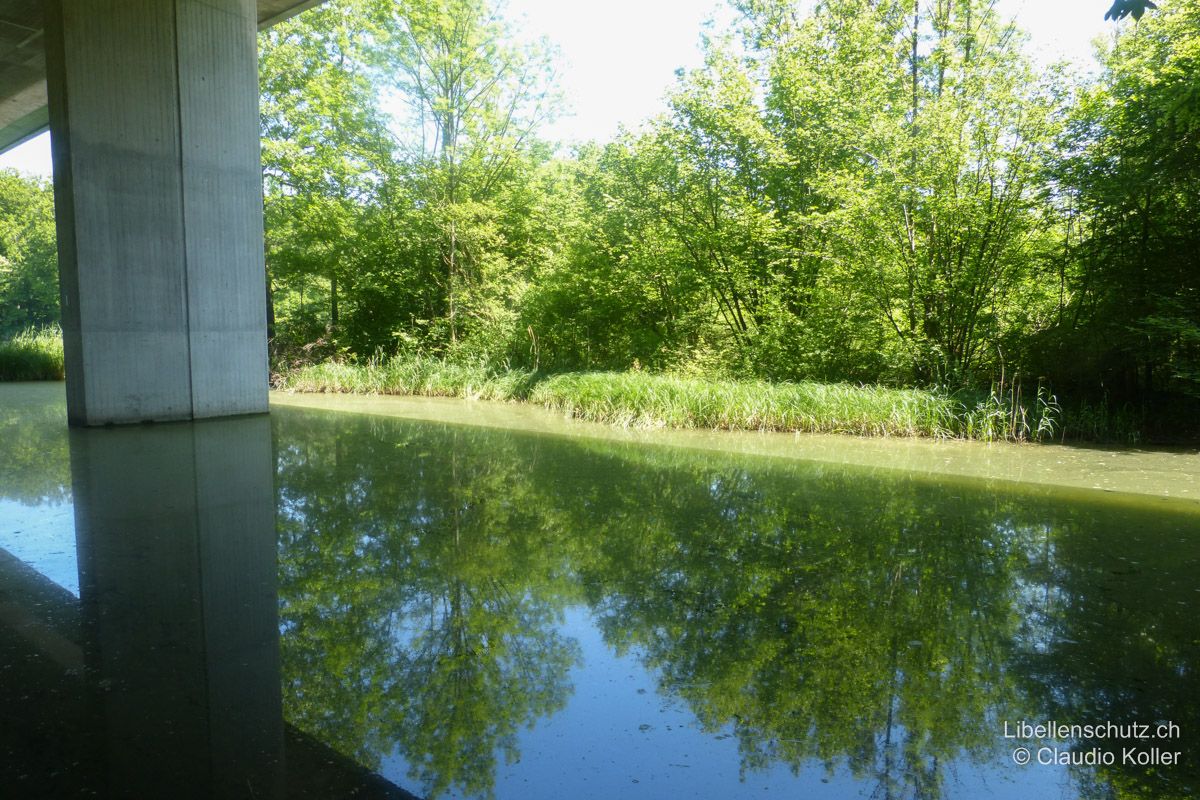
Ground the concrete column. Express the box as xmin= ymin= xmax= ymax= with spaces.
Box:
xmin=45 ymin=0 xmax=268 ymax=425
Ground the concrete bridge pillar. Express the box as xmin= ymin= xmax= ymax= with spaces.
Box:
xmin=45 ymin=0 xmax=269 ymax=425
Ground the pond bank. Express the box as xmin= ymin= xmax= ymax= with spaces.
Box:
xmin=271 ymin=390 xmax=1200 ymax=510
xmin=278 ymin=359 xmax=1060 ymax=442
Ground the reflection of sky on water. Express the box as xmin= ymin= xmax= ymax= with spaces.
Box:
xmin=385 ymin=606 xmax=811 ymax=799
xmin=374 ymin=604 xmax=1081 ymax=800
xmin=0 ymin=498 xmax=78 ymax=596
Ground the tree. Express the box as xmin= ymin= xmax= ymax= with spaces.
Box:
xmin=260 ymin=0 xmax=395 ymax=356
xmin=252 ymin=0 xmax=1196 ymax=437
xmin=377 ymin=0 xmax=559 ymax=349
xmin=1046 ymin=0 xmax=1200 ymax=409
xmin=259 ymin=0 xmax=560 ymax=362
xmin=764 ymin=0 xmax=1063 ymax=383
xmin=567 ymin=0 xmax=1064 ymax=385
xmin=0 ymin=170 xmax=58 ymax=336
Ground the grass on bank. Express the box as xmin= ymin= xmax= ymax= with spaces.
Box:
xmin=280 ymin=356 xmax=538 ymax=402
xmin=279 ymin=356 xmax=1061 ymax=442
xmin=0 ymin=327 xmax=64 ymax=381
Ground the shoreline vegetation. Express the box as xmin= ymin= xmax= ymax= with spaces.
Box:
xmin=0 ymin=327 xmax=64 ymax=382
xmin=277 ymin=356 xmax=1063 ymax=443
xmin=0 ymin=328 xmax=1157 ymax=444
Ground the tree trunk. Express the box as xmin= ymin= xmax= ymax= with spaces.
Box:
xmin=265 ymin=277 xmax=276 ymax=341
xmin=330 ymin=275 xmax=339 ymax=327
xmin=448 ymin=219 xmax=457 ymax=345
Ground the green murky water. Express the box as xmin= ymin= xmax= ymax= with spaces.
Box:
xmin=2 ymin=383 xmax=1198 ymax=799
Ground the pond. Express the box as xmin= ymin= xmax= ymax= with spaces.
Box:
xmin=1 ymin=383 xmax=1198 ymax=799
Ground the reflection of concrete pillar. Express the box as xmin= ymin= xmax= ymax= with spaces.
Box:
xmin=70 ymin=416 xmax=282 ymax=799
xmin=45 ymin=0 xmax=267 ymax=425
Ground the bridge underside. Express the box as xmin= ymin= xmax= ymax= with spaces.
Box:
xmin=0 ymin=0 xmax=321 ymax=425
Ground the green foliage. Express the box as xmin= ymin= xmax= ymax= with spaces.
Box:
xmin=1058 ymin=397 xmax=1147 ymax=444
xmin=534 ymin=372 xmax=1062 ymax=441
xmin=261 ymin=0 xmax=1200 ymax=441
xmin=531 ymin=371 xmax=962 ymax=437
xmin=260 ymin=0 xmax=561 ymax=362
xmin=0 ymin=327 xmax=64 ymax=381
xmin=1045 ymin=1 xmax=1200 ymax=410
xmin=955 ymin=380 xmax=1061 ymax=443
xmin=0 ymin=171 xmax=58 ymax=337
xmin=511 ymin=0 xmax=1070 ymax=390
xmin=260 ymin=0 xmax=399 ymax=357
xmin=280 ymin=353 xmax=536 ymax=400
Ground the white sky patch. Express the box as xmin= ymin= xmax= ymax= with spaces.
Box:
xmin=0 ymin=134 xmax=52 ymax=177
xmin=0 ymin=0 xmax=1121 ymax=178
xmin=503 ymin=0 xmax=733 ymax=145
xmin=994 ymin=0 xmax=1117 ymax=72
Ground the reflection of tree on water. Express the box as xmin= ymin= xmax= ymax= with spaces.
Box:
xmin=547 ymin=448 xmax=1035 ymax=799
xmin=269 ymin=406 xmax=1200 ymax=800
xmin=1012 ymin=511 xmax=1200 ymax=800
xmin=274 ymin=411 xmax=580 ymax=799
xmin=387 ymin=571 xmax=578 ymax=799
xmin=0 ymin=391 xmax=69 ymax=505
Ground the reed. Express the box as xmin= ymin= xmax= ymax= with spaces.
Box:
xmin=529 ymin=372 xmax=963 ymax=437
xmin=0 ymin=327 xmax=65 ymax=381
xmin=280 ymin=357 xmax=1062 ymax=442
xmin=281 ymin=355 xmax=537 ymax=402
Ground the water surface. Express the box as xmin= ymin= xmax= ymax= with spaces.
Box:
xmin=2 ymin=383 xmax=1198 ymax=799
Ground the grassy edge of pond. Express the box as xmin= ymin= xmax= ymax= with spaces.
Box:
xmin=0 ymin=327 xmax=64 ymax=381
xmin=277 ymin=357 xmax=1062 ymax=442
xmin=0 ymin=328 xmax=1132 ymax=444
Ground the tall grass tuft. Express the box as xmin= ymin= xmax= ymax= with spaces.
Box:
xmin=0 ymin=327 xmax=65 ymax=381
xmin=280 ymin=357 xmax=1062 ymax=442
xmin=528 ymin=372 xmax=965 ymax=437
xmin=1058 ymin=398 xmax=1144 ymax=444
xmin=280 ymin=355 xmax=537 ymax=402
xmin=955 ymin=379 xmax=1061 ymax=443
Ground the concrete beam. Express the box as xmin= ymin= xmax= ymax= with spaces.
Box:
xmin=0 ymin=0 xmax=326 ymax=154
xmin=46 ymin=0 xmax=269 ymax=424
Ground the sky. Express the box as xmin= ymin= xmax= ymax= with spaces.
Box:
xmin=0 ymin=0 xmax=1116 ymax=178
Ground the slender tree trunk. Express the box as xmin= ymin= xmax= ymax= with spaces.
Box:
xmin=330 ymin=275 xmax=338 ymax=327
xmin=265 ymin=276 xmax=276 ymax=341
xmin=448 ymin=218 xmax=458 ymax=345
xmin=911 ymin=0 xmax=920 ymax=124
xmin=907 ymin=0 xmax=921 ymax=343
